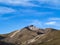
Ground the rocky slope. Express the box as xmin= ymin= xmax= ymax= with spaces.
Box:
xmin=0 ymin=25 xmax=60 ymax=45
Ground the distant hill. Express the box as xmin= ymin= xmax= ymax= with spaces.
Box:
xmin=0 ymin=25 xmax=60 ymax=45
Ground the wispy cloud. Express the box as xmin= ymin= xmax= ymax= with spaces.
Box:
xmin=25 ymin=19 xmax=60 ymax=29
xmin=0 ymin=0 xmax=38 ymax=7
xmin=0 ymin=6 xmax=15 ymax=15
xmin=27 ymin=20 xmax=44 ymax=28
xmin=0 ymin=7 xmax=53 ymax=20
xmin=0 ymin=6 xmax=17 ymax=20
xmin=38 ymin=0 xmax=60 ymax=5
xmin=45 ymin=21 xmax=56 ymax=25
xmin=18 ymin=9 xmax=53 ymax=16
xmin=0 ymin=0 xmax=60 ymax=9
xmin=44 ymin=17 xmax=60 ymax=29
xmin=49 ymin=18 xmax=60 ymax=20
xmin=37 ymin=0 xmax=60 ymax=9
xmin=0 ymin=15 xmax=18 ymax=20
xmin=29 ymin=20 xmax=41 ymax=25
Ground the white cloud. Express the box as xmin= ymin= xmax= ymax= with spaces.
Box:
xmin=37 ymin=0 xmax=60 ymax=9
xmin=49 ymin=18 xmax=60 ymax=20
xmin=38 ymin=0 xmax=60 ymax=5
xmin=0 ymin=0 xmax=38 ymax=7
xmin=44 ymin=18 xmax=60 ymax=28
xmin=0 ymin=0 xmax=60 ymax=9
xmin=45 ymin=21 xmax=56 ymax=25
xmin=0 ymin=7 xmax=15 ymax=14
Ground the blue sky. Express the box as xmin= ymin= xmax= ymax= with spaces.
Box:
xmin=0 ymin=0 xmax=60 ymax=34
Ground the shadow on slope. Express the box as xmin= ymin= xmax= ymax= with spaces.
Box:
xmin=0 ymin=41 xmax=15 ymax=45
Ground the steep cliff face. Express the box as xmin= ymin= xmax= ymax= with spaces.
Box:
xmin=0 ymin=25 xmax=60 ymax=45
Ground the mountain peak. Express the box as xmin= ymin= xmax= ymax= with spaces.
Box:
xmin=28 ymin=25 xmax=36 ymax=28
xmin=25 ymin=25 xmax=40 ymax=31
xmin=28 ymin=25 xmax=35 ymax=27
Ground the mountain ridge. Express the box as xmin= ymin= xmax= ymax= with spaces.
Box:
xmin=0 ymin=25 xmax=60 ymax=45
